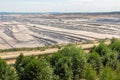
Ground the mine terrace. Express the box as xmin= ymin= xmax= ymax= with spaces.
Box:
xmin=0 ymin=13 xmax=120 ymax=49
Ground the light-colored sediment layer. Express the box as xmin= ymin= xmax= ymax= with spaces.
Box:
xmin=0 ymin=14 xmax=120 ymax=49
xmin=29 ymin=23 xmax=120 ymax=39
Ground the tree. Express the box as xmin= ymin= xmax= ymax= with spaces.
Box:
xmin=38 ymin=54 xmax=50 ymax=62
xmin=104 ymin=51 xmax=118 ymax=69
xmin=114 ymin=62 xmax=120 ymax=79
xmin=15 ymin=53 xmax=24 ymax=73
xmin=109 ymin=38 xmax=120 ymax=52
xmin=99 ymin=66 xmax=117 ymax=80
xmin=23 ymin=58 xmax=53 ymax=80
xmin=90 ymin=42 xmax=109 ymax=57
xmin=87 ymin=52 xmax=102 ymax=73
xmin=109 ymin=38 xmax=120 ymax=61
xmin=84 ymin=64 xmax=97 ymax=80
xmin=0 ymin=58 xmax=18 ymax=80
xmin=50 ymin=45 xmax=86 ymax=80
xmin=15 ymin=55 xmax=35 ymax=80
xmin=72 ymin=51 xmax=86 ymax=80
xmin=54 ymin=56 xmax=73 ymax=80
xmin=90 ymin=42 xmax=118 ymax=68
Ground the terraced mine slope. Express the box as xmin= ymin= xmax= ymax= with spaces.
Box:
xmin=0 ymin=13 xmax=120 ymax=49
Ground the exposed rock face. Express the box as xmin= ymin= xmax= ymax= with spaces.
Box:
xmin=0 ymin=14 xmax=120 ymax=49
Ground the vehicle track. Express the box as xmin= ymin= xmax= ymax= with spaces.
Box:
xmin=1 ymin=41 xmax=108 ymax=65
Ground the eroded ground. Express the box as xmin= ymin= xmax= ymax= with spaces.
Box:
xmin=0 ymin=13 xmax=120 ymax=49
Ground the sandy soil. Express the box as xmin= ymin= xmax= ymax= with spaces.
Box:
xmin=0 ymin=40 xmax=110 ymax=64
xmin=0 ymin=14 xmax=120 ymax=49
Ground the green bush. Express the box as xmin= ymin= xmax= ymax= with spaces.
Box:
xmin=109 ymin=38 xmax=120 ymax=61
xmin=15 ymin=55 xmax=36 ymax=80
xmin=50 ymin=45 xmax=86 ymax=80
xmin=54 ymin=56 xmax=73 ymax=80
xmin=109 ymin=38 xmax=120 ymax=52
xmin=87 ymin=52 xmax=102 ymax=73
xmin=104 ymin=51 xmax=118 ymax=69
xmin=114 ymin=62 xmax=120 ymax=79
xmin=23 ymin=59 xmax=53 ymax=80
xmin=15 ymin=53 xmax=24 ymax=72
xmin=84 ymin=64 xmax=97 ymax=80
xmin=99 ymin=66 xmax=117 ymax=80
xmin=0 ymin=58 xmax=18 ymax=80
xmin=91 ymin=42 xmax=118 ymax=68
xmin=90 ymin=42 xmax=109 ymax=57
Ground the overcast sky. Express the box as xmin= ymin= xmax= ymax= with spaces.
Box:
xmin=0 ymin=0 xmax=120 ymax=12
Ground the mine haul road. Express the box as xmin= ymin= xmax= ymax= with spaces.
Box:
xmin=0 ymin=40 xmax=110 ymax=65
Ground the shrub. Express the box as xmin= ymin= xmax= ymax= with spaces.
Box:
xmin=15 ymin=53 xmax=24 ymax=72
xmin=54 ymin=56 xmax=73 ymax=80
xmin=90 ymin=42 xmax=118 ymax=68
xmin=0 ymin=58 xmax=18 ymax=80
xmin=50 ymin=45 xmax=86 ymax=80
xmin=109 ymin=38 xmax=120 ymax=61
xmin=87 ymin=52 xmax=102 ymax=73
xmin=109 ymin=38 xmax=120 ymax=52
xmin=99 ymin=66 xmax=117 ymax=80
xmin=23 ymin=59 xmax=53 ymax=80
xmin=84 ymin=64 xmax=97 ymax=80
xmin=15 ymin=55 xmax=36 ymax=80
xmin=90 ymin=42 xmax=109 ymax=56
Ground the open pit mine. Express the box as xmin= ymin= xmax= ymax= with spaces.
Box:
xmin=0 ymin=13 xmax=120 ymax=49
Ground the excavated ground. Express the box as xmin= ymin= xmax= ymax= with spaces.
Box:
xmin=0 ymin=13 xmax=120 ymax=49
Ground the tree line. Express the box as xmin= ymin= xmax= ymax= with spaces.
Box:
xmin=1 ymin=38 xmax=120 ymax=80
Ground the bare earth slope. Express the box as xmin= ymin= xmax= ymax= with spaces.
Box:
xmin=0 ymin=13 xmax=120 ymax=49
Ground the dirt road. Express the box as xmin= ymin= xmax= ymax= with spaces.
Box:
xmin=0 ymin=40 xmax=110 ymax=64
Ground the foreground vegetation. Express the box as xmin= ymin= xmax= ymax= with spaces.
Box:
xmin=1 ymin=38 xmax=120 ymax=80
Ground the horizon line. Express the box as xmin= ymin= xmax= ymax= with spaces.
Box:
xmin=0 ymin=11 xmax=120 ymax=14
